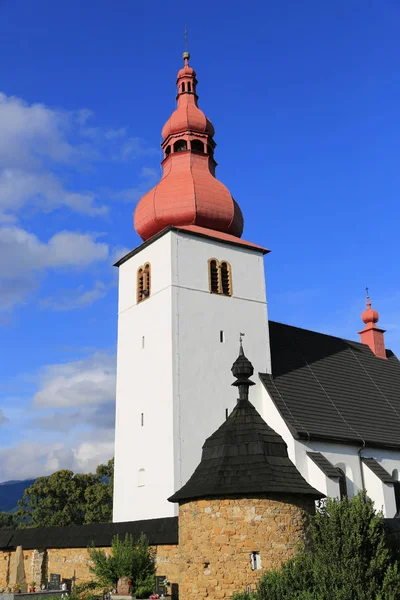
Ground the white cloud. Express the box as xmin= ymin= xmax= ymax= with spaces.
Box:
xmin=0 ymin=227 xmax=109 ymax=277
xmin=0 ymin=351 xmax=116 ymax=481
xmin=0 ymin=437 xmax=114 ymax=481
xmin=40 ymin=280 xmax=108 ymax=312
xmin=0 ymin=92 xmax=157 ymax=222
xmin=0 ymin=409 xmax=7 ymax=425
xmin=0 ymin=169 xmax=106 ymax=217
xmin=33 ymin=352 xmax=116 ymax=409
xmin=0 ymin=226 xmax=109 ymax=310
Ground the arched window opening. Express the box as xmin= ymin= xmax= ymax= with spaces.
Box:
xmin=174 ymin=139 xmax=187 ymax=153
xmin=188 ymin=81 xmax=192 ymax=92
xmin=393 ymin=470 xmax=400 ymax=514
xmin=337 ymin=468 xmax=347 ymax=500
xmin=191 ymin=139 xmax=205 ymax=153
xmin=138 ymin=468 xmax=145 ymax=487
xmin=165 ymin=145 xmax=171 ymax=156
xmin=209 ymin=259 xmax=219 ymax=294
xmin=137 ymin=262 xmax=151 ymax=303
xmin=181 ymin=82 xmax=185 ymax=93
xmin=208 ymin=258 xmax=232 ymax=296
xmin=220 ymin=262 xmax=232 ymax=296
xmin=137 ymin=268 xmax=144 ymax=303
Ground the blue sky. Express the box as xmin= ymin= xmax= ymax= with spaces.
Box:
xmin=0 ymin=0 xmax=399 ymax=481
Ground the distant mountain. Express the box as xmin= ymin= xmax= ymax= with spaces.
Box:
xmin=0 ymin=479 xmax=36 ymax=512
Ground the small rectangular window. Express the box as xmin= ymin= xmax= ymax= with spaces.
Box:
xmin=142 ymin=336 xmax=145 ymax=349
xmin=225 ymin=408 xmax=229 ymax=420
xmin=141 ymin=413 xmax=144 ymax=427
xmin=220 ymin=330 xmax=225 ymax=343
xmin=250 ymin=552 xmax=261 ymax=570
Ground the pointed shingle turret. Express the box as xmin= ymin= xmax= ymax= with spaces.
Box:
xmin=169 ymin=342 xmax=323 ymax=503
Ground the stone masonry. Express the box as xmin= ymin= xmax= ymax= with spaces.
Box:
xmin=178 ymin=495 xmax=314 ymax=600
xmin=0 ymin=545 xmax=180 ymax=590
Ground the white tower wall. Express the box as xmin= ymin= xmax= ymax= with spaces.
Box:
xmin=113 ymin=229 xmax=271 ymax=522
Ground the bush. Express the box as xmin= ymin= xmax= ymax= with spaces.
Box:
xmin=88 ymin=532 xmax=155 ymax=597
xmin=233 ymin=492 xmax=400 ymax=600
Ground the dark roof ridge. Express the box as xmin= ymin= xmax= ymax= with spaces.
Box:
xmin=268 ymin=319 xmax=395 ymax=356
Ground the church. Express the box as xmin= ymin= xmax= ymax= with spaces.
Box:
xmin=1 ymin=51 xmax=400 ymax=600
xmin=112 ymin=51 xmax=400 ymax=523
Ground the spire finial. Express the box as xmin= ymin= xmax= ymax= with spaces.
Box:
xmin=231 ymin=337 xmax=255 ymax=402
xmin=183 ymin=27 xmax=190 ymax=64
xmin=365 ymin=286 xmax=371 ymax=308
xmin=239 ymin=332 xmax=245 ymax=355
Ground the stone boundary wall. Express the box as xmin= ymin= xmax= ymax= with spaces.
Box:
xmin=0 ymin=545 xmax=180 ymax=590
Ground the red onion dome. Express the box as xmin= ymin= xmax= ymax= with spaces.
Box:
xmin=134 ymin=152 xmax=243 ymax=241
xmin=134 ymin=53 xmax=243 ymax=242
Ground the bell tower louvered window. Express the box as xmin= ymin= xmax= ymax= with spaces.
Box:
xmin=208 ymin=259 xmax=232 ymax=296
xmin=209 ymin=259 xmax=220 ymax=294
xmin=137 ymin=262 xmax=151 ymax=303
xmin=220 ymin=261 xmax=232 ymax=296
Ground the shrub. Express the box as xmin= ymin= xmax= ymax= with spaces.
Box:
xmin=88 ymin=532 xmax=155 ymax=597
xmin=233 ymin=492 xmax=400 ymax=600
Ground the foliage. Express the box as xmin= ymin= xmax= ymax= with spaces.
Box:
xmin=0 ymin=511 xmax=14 ymax=528
xmin=88 ymin=533 xmax=155 ymax=597
xmin=14 ymin=458 xmax=114 ymax=528
xmin=233 ymin=491 xmax=400 ymax=600
xmin=71 ymin=580 xmax=105 ymax=600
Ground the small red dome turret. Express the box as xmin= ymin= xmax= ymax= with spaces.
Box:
xmin=361 ymin=296 xmax=379 ymax=325
xmin=358 ymin=291 xmax=387 ymax=359
xmin=134 ymin=52 xmax=243 ymax=242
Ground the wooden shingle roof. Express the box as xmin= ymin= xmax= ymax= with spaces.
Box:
xmin=169 ymin=397 xmax=322 ymax=503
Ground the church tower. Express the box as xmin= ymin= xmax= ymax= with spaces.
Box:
xmin=113 ymin=52 xmax=272 ymax=522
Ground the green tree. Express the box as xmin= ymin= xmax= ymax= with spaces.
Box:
xmin=15 ymin=470 xmax=97 ymax=527
xmin=234 ymin=491 xmax=400 ymax=600
xmin=84 ymin=458 xmax=114 ymax=524
xmin=14 ymin=459 xmax=114 ymax=528
xmin=88 ymin=533 xmax=155 ymax=597
xmin=0 ymin=512 xmax=14 ymax=528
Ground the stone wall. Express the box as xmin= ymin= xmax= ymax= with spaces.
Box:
xmin=0 ymin=495 xmax=314 ymax=598
xmin=0 ymin=545 xmax=180 ymax=590
xmin=178 ymin=495 xmax=314 ymax=600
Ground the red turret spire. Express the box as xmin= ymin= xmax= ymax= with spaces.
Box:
xmin=358 ymin=291 xmax=387 ymax=359
xmin=134 ymin=53 xmax=244 ymax=242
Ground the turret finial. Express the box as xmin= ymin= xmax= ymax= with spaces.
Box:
xmin=231 ymin=337 xmax=255 ymax=402
xmin=183 ymin=27 xmax=190 ymax=63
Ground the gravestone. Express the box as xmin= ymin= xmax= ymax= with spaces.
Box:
xmin=171 ymin=583 xmax=179 ymax=600
xmin=61 ymin=579 xmax=72 ymax=593
xmin=117 ymin=577 xmax=130 ymax=596
xmin=49 ymin=574 xmax=61 ymax=590
xmin=154 ymin=576 xmax=166 ymax=596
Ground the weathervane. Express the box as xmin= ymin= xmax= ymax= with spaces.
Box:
xmin=184 ymin=26 xmax=188 ymax=52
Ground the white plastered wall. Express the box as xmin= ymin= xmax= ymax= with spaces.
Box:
xmin=113 ymin=229 xmax=271 ymax=522
xmin=260 ymin=385 xmax=400 ymax=517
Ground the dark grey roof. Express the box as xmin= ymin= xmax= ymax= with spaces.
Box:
xmin=307 ymin=452 xmax=340 ymax=479
xmin=361 ymin=458 xmax=395 ymax=483
xmin=0 ymin=518 xmax=178 ymax=550
xmin=261 ymin=321 xmax=400 ymax=449
xmin=169 ymin=397 xmax=323 ymax=503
